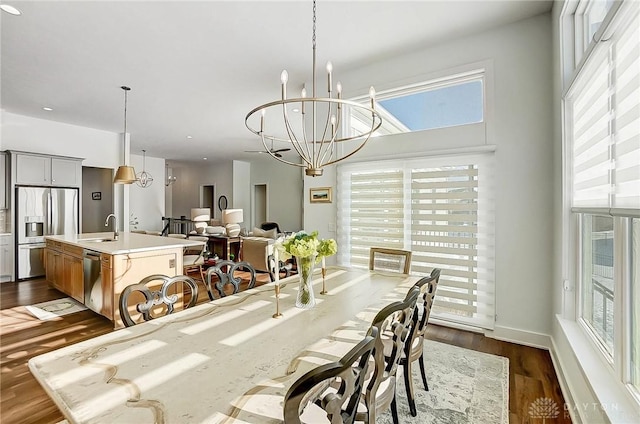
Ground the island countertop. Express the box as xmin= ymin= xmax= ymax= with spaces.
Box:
xmin=45 ymin=232 xmax=204 ymax=255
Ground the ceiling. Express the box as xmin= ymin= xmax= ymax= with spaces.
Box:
xmin=1 ymin=0 xmax=552 ymax=164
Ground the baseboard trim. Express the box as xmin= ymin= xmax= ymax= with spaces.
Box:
xmin=485 ymin=324 xmax=552 ymax=350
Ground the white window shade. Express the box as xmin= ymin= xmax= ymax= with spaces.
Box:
xmin=338 ymin=153 xmax=495 ymax=329
xmin=613 ymin=13 xmax=640 ymax=208
xmin=569 ymin=9 xmax=640 ymax=211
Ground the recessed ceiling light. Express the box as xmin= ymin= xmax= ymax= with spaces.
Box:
xmin=0 ymin=4 xmax=21 ymax=15
xmin=203 ymin=157 xmax=208 ymax=160
xmin=186 ymin=135 xmax=193 ymax=139
xmin=42 ymin=107 xmax=53 ymax=111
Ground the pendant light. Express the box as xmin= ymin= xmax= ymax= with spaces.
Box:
xmin=136 ymin=149 xmax=154 ymax=188
xmin=114 ymin=86 xmax=137 ymax=184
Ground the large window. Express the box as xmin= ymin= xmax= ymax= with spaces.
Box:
xmin=580 ymin=214 xmax=614 ymax=353
xmin=348 ymin=70 xmax=485 ymax=137
xmin=564 ymin=0 xmax=639 ymax=401
xmin=337 ymin=153 xmax=495 ymax=329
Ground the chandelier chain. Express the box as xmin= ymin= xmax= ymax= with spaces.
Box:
xmin=312 ymin=0 xmax=316 ymax=49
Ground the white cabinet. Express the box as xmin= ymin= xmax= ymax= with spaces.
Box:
xmin=14 ymin=153 xmax=82 ymax=187
xmin=0 ymin=234 xmax=12 ymax=282
xmin=0 ymin=152 xmax=6 ymax=209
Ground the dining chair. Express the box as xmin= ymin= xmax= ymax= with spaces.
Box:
xmin=357 ymin=286 xmax=419 ymax=424
xmin=119 ymin=274 xmax=199 ymax=327
xmin=399 ymin=268 xmax=441 ymax=416
xmin=184 ymin=235 xmax=208 ymax=282
xmin=283 ymin=328 xmax=378 ymax=424
xmin=204 ymin=260 xmax=256 ymax=299
xmin=368 ymin=247 xmax=412 ymax=274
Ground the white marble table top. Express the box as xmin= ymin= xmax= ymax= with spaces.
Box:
xmin=46 ymin=232 xmax=204 ymax=255
xmin=28 ymin=267 xmax=418 ymax=423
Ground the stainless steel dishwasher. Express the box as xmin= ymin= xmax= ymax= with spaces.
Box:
xmin=83 ymin=250 xmax=103 ymax=314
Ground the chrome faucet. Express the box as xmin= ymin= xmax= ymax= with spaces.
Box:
xmin=105 ymin=213 xmax=119 ymax=240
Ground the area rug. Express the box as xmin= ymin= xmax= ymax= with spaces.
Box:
xmin=25 ymin=297 xmax=87 ymax=320
xmin=378 ymin=339 xmax=509 ymax=424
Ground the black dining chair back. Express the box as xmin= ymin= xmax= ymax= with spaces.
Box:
xmin=358 ymin=286 xmax=419 ymax=424
xmin=204 ymin=260 xmax=256 ymax=299
xmin=260 ymin=221 xmax=282 ymax=234
xmin=400 ymin=268 xmax=441 ymax=416
xmin=284 ymin=327 xmax=378 ymax=424
xmin=119 ymin=274 xmax=199 ymax=327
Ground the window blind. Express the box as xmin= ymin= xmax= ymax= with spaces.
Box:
xmin=570 ymin=10 xmax=640 ymax=210
xmin=337 ymin=154 xmax=495 ymax=329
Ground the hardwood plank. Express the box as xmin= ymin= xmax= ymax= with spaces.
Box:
xmin=1 ymin=278 xmax=571 ymax=424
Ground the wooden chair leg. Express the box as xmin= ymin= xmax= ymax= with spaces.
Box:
xmin=198 ymin=265 xmax=205 ymax=284
xmin=403 ymin=359 xmax=417 ymax=416
xmin=418 ymin=353 xmax=429 ymax=391
xmin=391 ymin=391 xmax=399 ymax=424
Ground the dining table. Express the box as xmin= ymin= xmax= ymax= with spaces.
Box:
xmin=28 ymin=266 xmax=420 ymax=423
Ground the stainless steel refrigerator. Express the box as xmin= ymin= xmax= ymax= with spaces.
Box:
xmin=16 ymin=186 xmax=78 ymax=279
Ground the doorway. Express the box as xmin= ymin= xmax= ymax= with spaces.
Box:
xmin=201 ymin=185 xmax=215 ymax=217
xmin=253 ymin=183 xmax=267 ymax=230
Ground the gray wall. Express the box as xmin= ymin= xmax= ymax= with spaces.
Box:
xmin=249 ymin=158 xmax=303 ymax=232
xmin=82 ymin=167 xmax=114 ymax=233
xmin=169 ymin=160 xmax=233 ymax=220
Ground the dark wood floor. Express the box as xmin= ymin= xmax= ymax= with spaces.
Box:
xmin=1 ymin=278 xmax=571 ymax=424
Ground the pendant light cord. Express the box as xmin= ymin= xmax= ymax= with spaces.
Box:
xmin=121 ymin=86 xmax=131 ymax=164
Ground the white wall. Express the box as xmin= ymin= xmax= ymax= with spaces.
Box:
xmin=305 ymin=13 xmax=554 ymax=342
xmin=1 ymin=112 xmax=120 ymax=168
xmin=129 ymin=153 xmax=165 ymax=231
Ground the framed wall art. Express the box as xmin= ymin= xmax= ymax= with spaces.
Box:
xmin=310 ymin=187 xmax=332 ymax=203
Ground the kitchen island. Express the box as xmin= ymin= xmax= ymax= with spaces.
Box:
xmin=44 ymin=232 xmax=204 ymax=328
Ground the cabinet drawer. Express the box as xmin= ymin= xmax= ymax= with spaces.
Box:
xmin=46 ymin=240 xmax=62 ymax=251
xmin=62 ymin=244 xmax=83 ymax=258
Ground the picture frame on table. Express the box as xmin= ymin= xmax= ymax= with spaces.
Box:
xmin=310 ymin=187 xmax=332 ymax=203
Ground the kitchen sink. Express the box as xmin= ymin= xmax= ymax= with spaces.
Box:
xmin=83 ymin=238 xmax=117 ymax=243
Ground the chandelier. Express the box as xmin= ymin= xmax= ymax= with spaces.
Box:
xmin=113 ymin=86 xmax=137 ymax=184
xmin=245 ymin=0 xmax=381 ymax=177
xmin=166 ymin=164 xmax=177 ymax=186
xmin=136 ymin=150 xmax=154 ymax=188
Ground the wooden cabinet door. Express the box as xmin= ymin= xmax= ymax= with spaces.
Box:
xmin=63 ymin=255 xmax=84 ymax=302
xmin=15 ymin=154 xmax=51 ymax=185
xmin=48 ymin=251 xmax=64 ymax=291
xmin=101 ymin=254 xmax=113 ymax=320
xmin=51 ymin=158 xmax=81 ymax=187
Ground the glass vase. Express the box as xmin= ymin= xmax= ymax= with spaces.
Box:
xmin=295 ymin=255 xmax=317 ymax=309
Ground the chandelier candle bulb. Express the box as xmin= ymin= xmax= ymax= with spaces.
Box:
xmin=326 ymin=61 xmax=333 ymax=92
xmin=281 ymin=70 xmax=288 ymax=99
